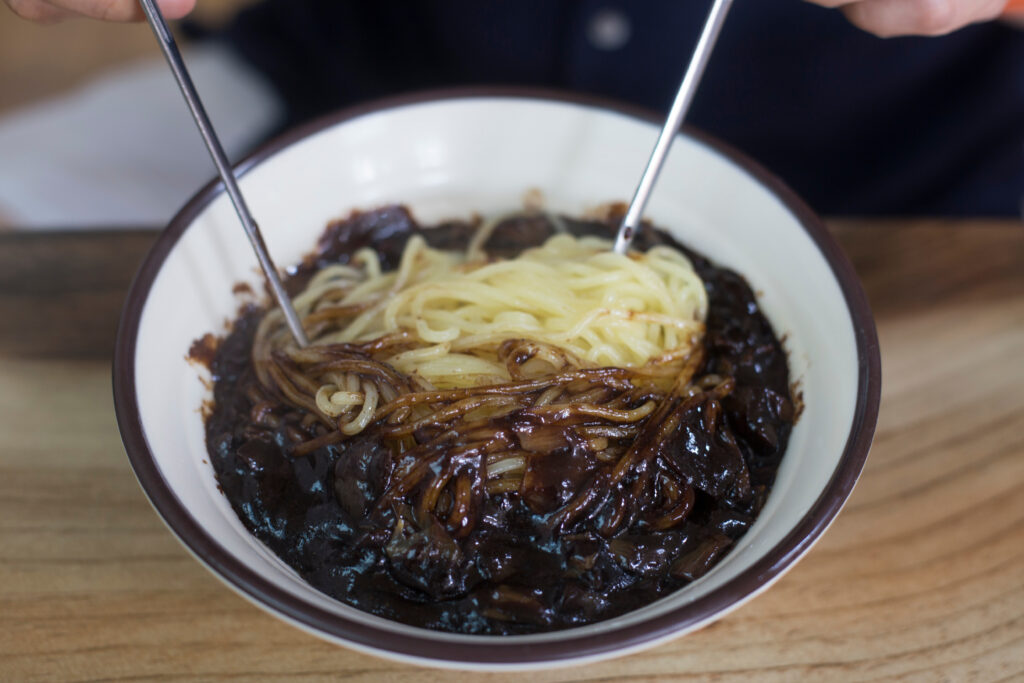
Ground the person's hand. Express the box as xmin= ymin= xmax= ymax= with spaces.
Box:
xmin=5 ymin=0 xmax=195 ymax=23
xmin=808 ymin=0 xmax=1009 ymax=37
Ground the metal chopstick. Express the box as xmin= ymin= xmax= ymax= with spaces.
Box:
xmin=613 ymin=0 xmax=735 ymax=254
xmin=138 ymin=0 xmax=309 ymax=347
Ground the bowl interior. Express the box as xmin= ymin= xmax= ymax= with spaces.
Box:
xmin=124 ymin=95 xmax=864 ymax=667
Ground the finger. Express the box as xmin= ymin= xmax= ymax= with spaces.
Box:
xmin=43 ymin=0 xmax=196 ymax=22
xmin=841 ymin=0 xmax=1008 ymax=37
xmin=6 ymin=0 xmax=75 ymax=22
xmin=803 ymin=0 xmax=858 ymax=8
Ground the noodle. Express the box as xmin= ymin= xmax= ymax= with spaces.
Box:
xmin=203 ymin=206 xmax=796 ymax=634
xmin=246 ymin=219 xmax=720 ymax=535
xmin=254 ymin=229 xmax=707 ymax=434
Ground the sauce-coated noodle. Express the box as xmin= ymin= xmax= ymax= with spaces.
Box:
xmin=202 ymin=207 xmax=795 ymax=634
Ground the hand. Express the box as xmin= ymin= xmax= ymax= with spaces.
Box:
xmin=808 ymin=0 xmax=1009 ymax=37
xmin=5 ymin=0 xmax=195 ymax=22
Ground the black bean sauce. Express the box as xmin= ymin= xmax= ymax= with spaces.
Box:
xmin=204 ymin=206 xmax=794 ymax=634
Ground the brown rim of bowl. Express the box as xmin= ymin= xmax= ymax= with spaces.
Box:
xmin=113 ymin=86 xmax=881 ymax=667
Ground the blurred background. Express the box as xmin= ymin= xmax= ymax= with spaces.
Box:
xmin=1 ymin=1 xmax=1022 ymax=228
xmin=0 ymin=0 xmax=278 ymax=228
xmin=0 ymin=0 xmax=251 ymax=114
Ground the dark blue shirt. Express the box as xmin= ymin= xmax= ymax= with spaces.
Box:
xmin=215 ymin=1 xmax=1024 ymax=216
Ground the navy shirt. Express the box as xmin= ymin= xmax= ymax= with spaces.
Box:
xmin=214 ymin=1 xmax=1024 ymax=216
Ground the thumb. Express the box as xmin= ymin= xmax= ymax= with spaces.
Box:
xmin=45 ymin=0 xmax=196 ymax=22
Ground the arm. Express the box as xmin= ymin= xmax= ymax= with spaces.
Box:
xmin=4 ymin=0 xmax=194 ymax=22
xmin=805 ymin=0 xmax=1011 ymax=37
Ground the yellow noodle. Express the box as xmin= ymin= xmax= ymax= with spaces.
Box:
xmin=253 ymin=218 xmax=708 ymax=437
xmin=341 ymin=381 xmax=378 ymax=435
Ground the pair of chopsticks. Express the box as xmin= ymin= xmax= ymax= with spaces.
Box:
xmin=139 ymin=0 xmax=734 ymax=347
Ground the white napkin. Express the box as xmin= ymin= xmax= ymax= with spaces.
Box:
xmin=0 ymin=43 xmax=283 ymax=229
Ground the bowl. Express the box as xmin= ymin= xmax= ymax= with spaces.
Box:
xmin=113 ymin=89 xmax=881 ymax=669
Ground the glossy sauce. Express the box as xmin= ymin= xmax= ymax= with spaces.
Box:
xmin=203 ymin=207 xmax=794 ymax=634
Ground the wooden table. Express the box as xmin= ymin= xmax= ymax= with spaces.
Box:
xmin=2 ymin=220 xmax=1021 ymax=681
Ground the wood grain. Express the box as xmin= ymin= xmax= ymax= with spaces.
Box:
xmin=1 ymin=221 xmax=1022 ymax=682
xmin=0 ymin=230 xmax=156 ymax=358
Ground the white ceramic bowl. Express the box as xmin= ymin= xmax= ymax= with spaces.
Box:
xmin=114 ymin=90 xmax=880 ymax=670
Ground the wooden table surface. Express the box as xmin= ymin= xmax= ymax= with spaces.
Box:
xmin=1 ymin=220 xmax=1022 ymax=682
